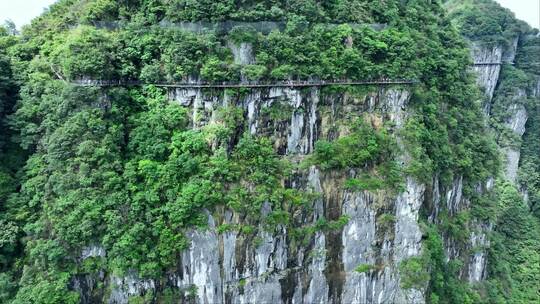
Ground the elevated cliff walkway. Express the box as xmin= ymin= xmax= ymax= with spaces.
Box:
xmin=71 ymin=79 xmax=418 ymax=88
xmin=87 ymin=20 xmax=388 ymax=34
xmin=472 ymin=62 xmax=514 ymax=66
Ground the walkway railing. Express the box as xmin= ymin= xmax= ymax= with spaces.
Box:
xmin=71 ymin=79 xmax=418 ymax=88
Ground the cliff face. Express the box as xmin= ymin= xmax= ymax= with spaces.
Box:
xmin=465 ymin=22 xmax=540 ymax=302
xmin=76 ymin=86 xmax=429 ymax=304
xmin=3 ymin=1 xmax=538 ymax=303
xmin=97 ymin=45 xmax=524 ymax=302
xmin=471 ymin=43 xmax=503 ymax=112
xmin=67 ymin=23 xmax=530 ymax=304
xmin=472 ymin=37 xmax=530 ymax=182
xmin=462 ymin=32 xmax=537 ymax=285
xmin=98 ymin=23 xmax=537 ymax=304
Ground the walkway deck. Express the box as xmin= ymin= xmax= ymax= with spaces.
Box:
xmin=472 ymin=62 xmax=513 ymax=66
xmin=71 ymin=79 xmax=418 ymax=88
xmin=88 ymin=21 xmax=388 ymax=34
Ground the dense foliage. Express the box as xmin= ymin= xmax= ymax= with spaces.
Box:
xmin=308 ymin=117 xmax=404 ymax=191
xmin=0 ymin=0 xmax=534 ymax=303
xmin=445 ymin=0 xmax=531 ymax=46
xmin=516 ymin=34 xmax=540 ymax=220
xmin=0 ymin=26 xmax=26 ymax=304
xmin=484 ymin=182 xmax=540 ymax=303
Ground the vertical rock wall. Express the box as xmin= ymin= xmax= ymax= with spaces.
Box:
xmin=471 ymin=42 xmax=503 ymax=113
xmin=467 ymin=33 xmax=534 ymax=283
xmin=100 ymin=86 xmax=430 ymax=304
xmin=76 ymin=35 xmax=533 ymax=302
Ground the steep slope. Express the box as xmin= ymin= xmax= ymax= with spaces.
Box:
xmin=447 ymin=0 xmax=540 ymax=302
xmin=0 ymin=0 xmax=536 ymax=303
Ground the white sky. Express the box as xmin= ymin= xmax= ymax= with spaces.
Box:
xmin=0 ymin=0 xmax=57 ymax=29
xmin=0 ymin=0 xmax=538 ymax=29
xmin=495 ymin=0 xmax=540 ymax=29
